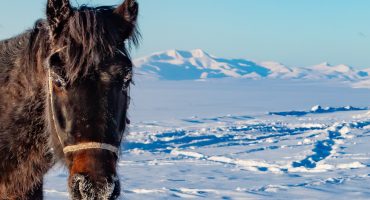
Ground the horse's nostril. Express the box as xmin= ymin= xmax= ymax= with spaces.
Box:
xmin=111 ymin=179 xmax=121 ymax=199
xmin=71 ymin=174 xmax=85 ymax=199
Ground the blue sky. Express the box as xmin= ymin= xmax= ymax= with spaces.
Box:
xmin=0 ymin=0 xmax=369 ymax=67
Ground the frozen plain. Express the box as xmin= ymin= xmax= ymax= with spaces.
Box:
xmin=44 ymin=79 xmax=370 ymax=199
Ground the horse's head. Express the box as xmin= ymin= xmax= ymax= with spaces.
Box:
xmin=44 ymin=0 xmax=139 ymax=199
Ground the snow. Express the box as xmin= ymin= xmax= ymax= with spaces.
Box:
xmin=352 ymin=79 xmax=370 ymax=88
xmin=44 ymin=75 xmax=370 ymax=199
xmin=336 ymin=162 xmax=366 ymax=170
xmin=311 ymin=105 xmax=321 ymax=112
xmin=171 ymin=149 xmax=205 ymax=159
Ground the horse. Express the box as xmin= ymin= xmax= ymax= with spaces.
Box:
xmin=0 ymin=0 xmax=139 ymax=199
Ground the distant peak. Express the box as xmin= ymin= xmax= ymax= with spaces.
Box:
xmin=165 ymin=49 xmax=181 ymax=57
xmin=150 ymin=49 xmax=212 ymax=59
xmin=190 ymin=49 xmax=209 ymax=58
xmin=313 ymin=62 xmax=351 ymax=71
xmin=317 ymin=62 xmax=331 ymax=67
xmin=260 ymin=61 xmax=285 ymax=66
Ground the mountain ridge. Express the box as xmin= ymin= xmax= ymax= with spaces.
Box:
xmin=134 ymin=49 xmax=369 ymax=81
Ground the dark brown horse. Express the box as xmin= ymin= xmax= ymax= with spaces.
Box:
xmin=0 ymin=0 xmax=139 ymax=199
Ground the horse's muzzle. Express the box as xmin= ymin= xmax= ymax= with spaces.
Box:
xmin=70 ymin=174 xmax=120 ymax=200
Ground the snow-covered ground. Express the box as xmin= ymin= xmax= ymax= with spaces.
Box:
xmin=44 ymin=79 xmax=370 ymax=199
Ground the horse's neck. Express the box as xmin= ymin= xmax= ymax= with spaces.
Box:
xmin=0 ymin=31 xmax=47 ymax=122
xmin=0 ymin=30 xmax=52 ymax=180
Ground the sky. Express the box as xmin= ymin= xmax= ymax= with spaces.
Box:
xmin=0 ymin=0 xmax=369 ymax=67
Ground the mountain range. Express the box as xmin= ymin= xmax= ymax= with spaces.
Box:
xmin=134 ymin=49 xmax=370 ymax=82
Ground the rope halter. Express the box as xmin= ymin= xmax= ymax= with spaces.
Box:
xmin=63 ymin=142 xmax=119 ymax=155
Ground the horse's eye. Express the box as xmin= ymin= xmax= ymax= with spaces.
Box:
xmin=54 ymin=78 xmax=65 ymax=88
xmin=51 ymin=72 xmax=67 ymax=89
xmin=49 ymin=52 xmax=63 ymax=69
xmin=122 ymin=71 xmax=132 ymax=90
xmin=49 ymin=52 xmax=67 ymax=88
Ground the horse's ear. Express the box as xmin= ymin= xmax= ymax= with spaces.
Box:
xmin=46 ymin=0 xmax=72 ymax=33
xmin=114 ymin=0 xmax=139 ymax=25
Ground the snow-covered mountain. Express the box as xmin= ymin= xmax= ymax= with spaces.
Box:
xmin=134 ymin=49 xmax=369 ymax=81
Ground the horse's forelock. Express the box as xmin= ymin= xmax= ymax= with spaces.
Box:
xmin=53 ymin=6 xmax=139 ymax=83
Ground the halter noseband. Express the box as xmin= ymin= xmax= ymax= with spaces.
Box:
xmin=48 ymin=68 xmax=119 ymax=156
xmin=63 ymin=142 xmax=119 ymax=155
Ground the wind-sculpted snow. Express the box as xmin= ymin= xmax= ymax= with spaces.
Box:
xmin=292 ymin=124 xmax=354 ymax=169
xmin=118 ymin=110 xmax=369 ymax=199
xmin=44 ymin=108 xmax=370 ymax=199
xmin=269 ymin=105 xmax=368 ymax=116
xmin=123 ymin=122 xmax=326 ymax=154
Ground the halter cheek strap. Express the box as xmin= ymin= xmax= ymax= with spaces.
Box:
xmin=48 ymin=68 xmax=119 ymax=156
